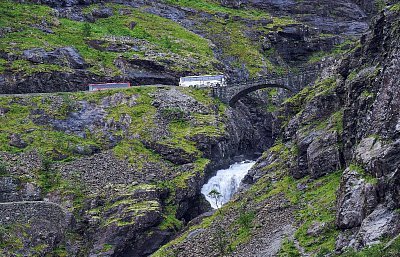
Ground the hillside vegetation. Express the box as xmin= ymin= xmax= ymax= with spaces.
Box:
xmin=0 ymin=0 xmax=360 ymax=94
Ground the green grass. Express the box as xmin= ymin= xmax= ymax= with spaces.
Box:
xmin=158 ymin=205 xmax=183 ymax=231
xmin=294 ymin=171 xmax=342 ymax=255
xmin=10 ymin=60 xmax=70 ymax=75
xmin=0 ymin=96 xmax=97 ymax=156
xmin=339 ymin=235 xmax=400 ymax=256
xmin=283 ymin=76 xmax=337 ymax=115
xmin=0 ymin=1 xmax=218 ymax=75
xmin=0 ymin=224 xmax=31 ymax=255
xmin=348 ymin=164 xmax=378 ymax=184
xmin=390 ymin=3 xmax=400 ymax=11
xmin=308 ymin=40 xmax=358 ymax=64
xmin=227 ymin=209 xmax=256 ymax=251
xmin=0 ymin=86 xmax=225 ymax=246
xmin=0 ymin=58 xmax=7 ymax=73
xmin=198 ymin=17 xmax=290 ymax=76
xmin=161 ymin=1 xmax=299 ymax=77
xmin=278 ymin=238 xmax=301 ymax=257
xmin=163 ymin=0 xmax=270 ymax=19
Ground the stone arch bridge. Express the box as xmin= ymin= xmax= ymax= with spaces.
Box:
xmin=212 ymin=70 xmax=319 ymax=107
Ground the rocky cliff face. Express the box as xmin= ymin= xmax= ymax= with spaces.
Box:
xmin=152 ymin=3 xmax=400 ymax=256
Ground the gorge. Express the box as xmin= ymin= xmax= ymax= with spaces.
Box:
xmin=0 ymin=0 xmax=400 ymax=257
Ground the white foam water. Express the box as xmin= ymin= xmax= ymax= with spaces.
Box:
xmin=201 ymin=161 xmax=255 ymax=209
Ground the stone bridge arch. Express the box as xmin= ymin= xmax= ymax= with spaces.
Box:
xmin=228 ymin=84 xmax=293 ymax=106
xmin=211 ymin=70 xmax=320 ymax=107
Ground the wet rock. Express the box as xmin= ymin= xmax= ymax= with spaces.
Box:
xmin=307 ymin=130 xmax=340 ymax=178
xmin=23 ymin=47 xmax=87 ymax=69
xmin=336 ymin=167 xmax=378 ymax=229
xmin=8 ymin=133 xmax=28 ymax=148
xmin=91 ymin=7 xmax=113 ymax=18
xmin=307 ymin=221 xmax=327 ymax=236
xmin=124 ymin=229 xmax=173 ymax=257
xmin=354 ymin=205 xmax=400 ymax=248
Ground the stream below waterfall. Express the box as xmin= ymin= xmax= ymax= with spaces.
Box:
xmin=201 ymin=161 xmax=256 ymax=209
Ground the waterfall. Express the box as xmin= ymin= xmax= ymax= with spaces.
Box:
xmin=201 ymin=161 xmax=255 ymax=209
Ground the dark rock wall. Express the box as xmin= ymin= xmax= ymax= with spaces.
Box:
xmin=245 ymin=6 xmax=400 ymax=253
xmin=333 ymin=8 xmax=400 ymax=251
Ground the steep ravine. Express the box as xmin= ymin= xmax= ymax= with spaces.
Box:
xmin=0 ymin=86 xmax=276 ymax=256
xmin=152 ymin=4 xmax=400 ymax=257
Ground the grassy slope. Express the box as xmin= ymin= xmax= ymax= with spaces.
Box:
xmin=0 ymin=1 xmax=218 ymax=76
xmin=163 ymin=0 xmax=299 ymax=76
xmin=0 ymin=0 xmax=348 ymax=81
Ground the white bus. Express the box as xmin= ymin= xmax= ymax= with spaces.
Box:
xmin=179 ymin=75 xmax=226 ymax=88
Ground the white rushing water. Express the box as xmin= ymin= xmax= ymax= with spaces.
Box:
xmin=201 ymin=161 xmax=256 ymax=209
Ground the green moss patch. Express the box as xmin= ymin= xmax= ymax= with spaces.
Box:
xmin=0 ymin=1 xmax=218 ymax=75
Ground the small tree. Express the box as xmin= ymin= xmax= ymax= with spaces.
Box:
xmin=208 ymin=189 xmax=222 ymax=213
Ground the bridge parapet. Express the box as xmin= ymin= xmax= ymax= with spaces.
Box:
xmin=212 ymin=69 xmax=320 ymax=107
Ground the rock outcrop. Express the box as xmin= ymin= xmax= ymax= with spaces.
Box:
xmin=0 ymin=86 xmax=274 ymax=256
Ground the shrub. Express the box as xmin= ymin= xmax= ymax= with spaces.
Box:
xmin=0 ymin=161 xmax=7 ymax=175
xmin=82 ymin=22 xmax=92 ymax=37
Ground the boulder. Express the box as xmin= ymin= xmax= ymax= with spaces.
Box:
xmin=307 ymin=130 xmax=340 ymax=178
xmin=91 ymin=7 xmax=113 ymax=18
xmin=336 ymin=167 xmax=378 ymax=229
xmin=354 ymin=137 xmax=386 ymax=172
xmin=8 ymin=133 xmax=27 ymax=148
xmin=23 ymin=47 xmax=87 ymax=69
xmin=0 ymin=177 xmax=42 ymax=202
xmin=0 ymin=107 xmax=9 ymax=116
xmin=354 ymin=205 xmax=400 ymax=248
xmin=23 ymin=48 xmax=48 ymax=63
xmin=52 ymin=47 xmax=87 ymax=69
